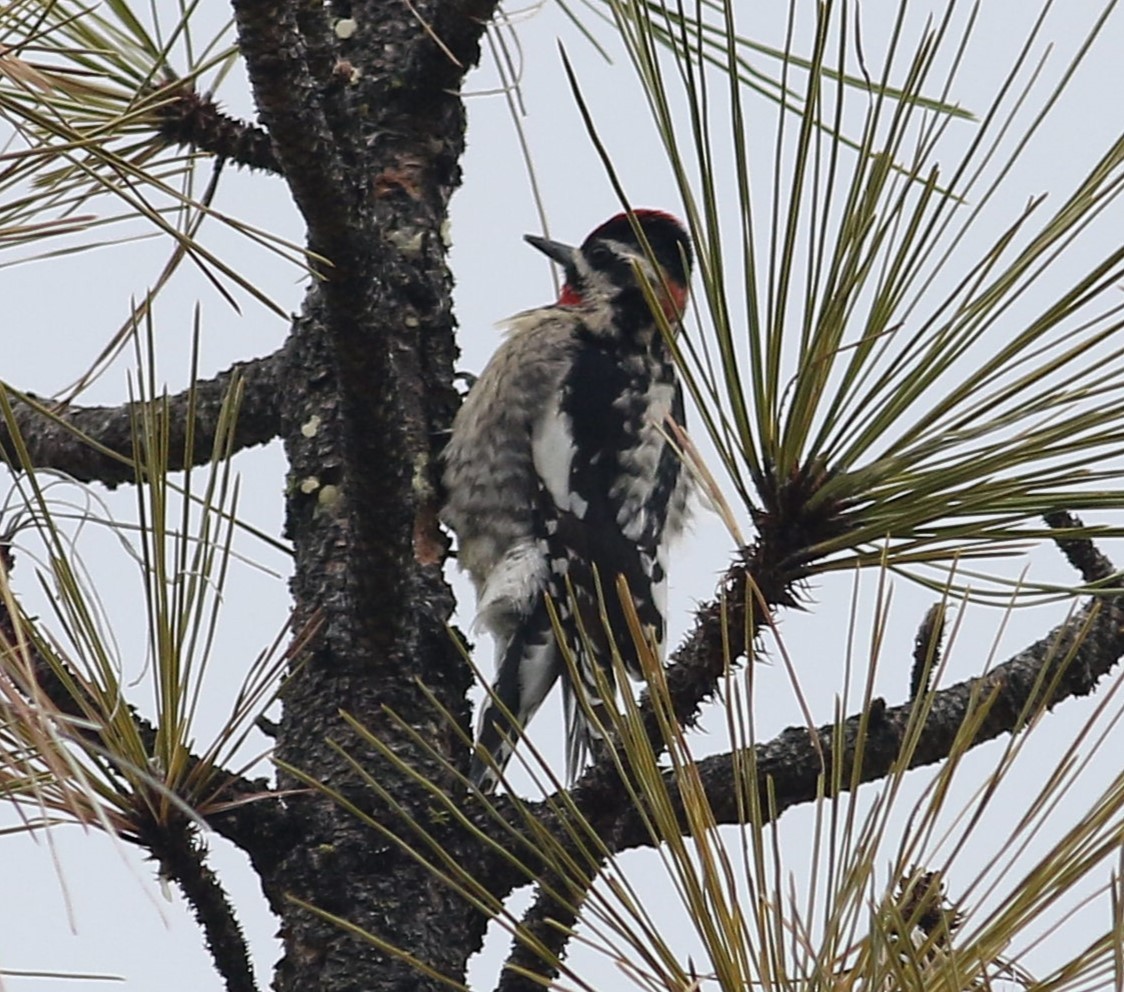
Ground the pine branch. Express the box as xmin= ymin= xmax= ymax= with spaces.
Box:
xmin=1043 ymin=509 xmax=1116 ymax=583
xmin=911 ymin=604 xmax=946 ymax=700
xmin=487 ymin=513 xmax=1124 ymax=988
xmin=229 ymin=2 xmax=352 ymax=271
xmin=0 ymin=541 xmax=295 ymax=891
xmin=0 ymin=348 xmax=286 ymax=487
xmin=154 ymin=86 xmax=281 ymax=175
xmin=616 ymin=542 xmax=1124 ymax=849
xmin=139 ymin=814 xmax=260 ymax=992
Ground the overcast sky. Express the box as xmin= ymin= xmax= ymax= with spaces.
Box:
xmin=4 ymin=1 xmax=1124 ymax=989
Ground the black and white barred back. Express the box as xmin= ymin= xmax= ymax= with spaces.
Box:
xmin=441 ymin=211 xmax=694 ymax=791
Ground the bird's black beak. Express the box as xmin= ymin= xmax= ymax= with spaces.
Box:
xmin=524 ymin=233 xmax=577 ymax=268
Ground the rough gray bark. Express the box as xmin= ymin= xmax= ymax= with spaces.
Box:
xmin=228 ymin=2 xmax=497 ymax=988
xmin=5 ymin=3 xmax=1124 ymax=991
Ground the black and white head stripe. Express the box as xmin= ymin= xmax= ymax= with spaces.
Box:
xmin=581 ymin=210 xmax=693 ymax=289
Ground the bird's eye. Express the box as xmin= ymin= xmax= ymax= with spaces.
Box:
xmin=585 ymin=242 xmax=614 ymax=267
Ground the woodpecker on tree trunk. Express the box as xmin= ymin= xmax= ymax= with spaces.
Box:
xmin=441 ymin=210 xmax=695 ymax=792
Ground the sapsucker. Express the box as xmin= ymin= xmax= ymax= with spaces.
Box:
xmin=441 ymin=210 xmax=694 ymax=791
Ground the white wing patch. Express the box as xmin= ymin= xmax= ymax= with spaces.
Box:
xmin=532 ymin=395 xmax=589 ymax=517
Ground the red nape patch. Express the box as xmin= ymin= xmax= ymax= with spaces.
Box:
xmin=558 ymin=284 xmax=584 ymax=306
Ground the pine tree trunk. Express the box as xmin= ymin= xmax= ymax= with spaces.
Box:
xmin=228 ymin=2 xmax=498 ymax=986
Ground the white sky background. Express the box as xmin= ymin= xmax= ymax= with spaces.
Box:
xmin=3 ymin=1 xmax=1124 ymax=989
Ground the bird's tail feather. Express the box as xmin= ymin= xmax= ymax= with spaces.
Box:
xmin=561 ymin=651 xmax=621 ymax=785
xmin=470 ymin=598 xmax=561 ymax=792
